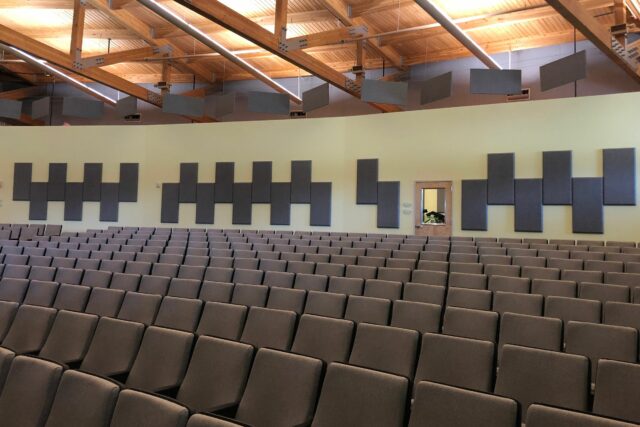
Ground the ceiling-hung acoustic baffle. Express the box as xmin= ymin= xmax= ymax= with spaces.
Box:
xmin=540 ymin=50 xmax=587 ymax=92
xmin=205 ymin=92 xmax=236 ymax=119
xmin=420 ymin=71 xmax=453 ymax=105
xmin=116 ymin=96 xmax=138 ymax=117
xmin=302 ymin=83 xmax=330 ymax=113
xmin=247 ymin=92 xmax=290 ymax=116
xmin=30 ymin=97 xmax=50 ymax=119
xmin=470 ymin=69 xmax=522 ymax=95
xmin=162 ymin=94 xmax=205 ymax=117
xmin=361 ymin=80 xmax=409 ymax=106
xmin=0 ymin=99 xmax=22 ymax=120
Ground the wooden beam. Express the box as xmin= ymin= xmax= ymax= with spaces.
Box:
xmin=108 ymin=0 xmax=133 ymax=8
xmin=275 ymin=0 xmax=288 ymax=42
xmin=161 ymin=58 xmax=171 ymax=95
xmin=546 ymin=0 xmax=640 ymax=83
xmin=77 ymin=45 xmax=171 ymax=68
xmin=0 ymin=86 xmax=44 ymax=100
xmin=355 ymin=40 xmax=365 ymax=84
xmin=0 ymin=0 xmax=83 ymax=8
xmin=351 ymin=0 xmax=415 ymax=17
xmin=70 ymin=0 xmax=86 ymax=59
xmin=285 ymin=26 xmax=367 ymax=50
xmin=22 ymin=28 xmax=138 ymax=40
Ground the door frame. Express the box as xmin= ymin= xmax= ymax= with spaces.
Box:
xmin=414 ymin=180 xmax=453 ymax=237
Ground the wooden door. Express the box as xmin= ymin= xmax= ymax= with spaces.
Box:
xmin=415 ymin=181 xmax=453 ymax=237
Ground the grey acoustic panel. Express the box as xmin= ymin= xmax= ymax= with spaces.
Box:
xmin=64 ymin=183 xmax=83 ymax=221
xmin=487 ymin=153 xmax=515 ymax=205
xmin=470 ymin=69 xmax=522 ymax=95
xmin=119 ymin=163 xmax=139 ymax=202
xmin=361 ymin=79 xmax=408 ymax=105
xmin=461 ymin=180 xmax=488 ymax=231
xmin=30 ymin=97 xmax=50 ymax=120
xmin=83 ymin=163 xmax=102 ymax=202
xmin=0 ymin=99 xmax=22 ymax=120
xmin=377 ymin=181 xmax=400 ymax=229
xmin=100 ymin=183 xmax=119 ymax=222
xmin=572 ymin=178 xmax=604 ymax=234
xmin=303 ymin=83 xmax=329 ymax=112
xmin=47 ymin=163 xmax=67 ymax=201
xmin=13 ymin=163 xmax=32 ymax=201
xmin=162 ymin=94 xmax=205 ymax=117
xmin=420 ymin=71 xmax=453 ymax=105
xmin=214 ymin=162 xmax=234 ymax=203
xmin=514 ymin=179 xmax=543 ymax=232
xmin=270 ymin=183 xmax=291 ymax=226
xmin=291 ymin=160 xmax=312 ymax=203
xmin=115 ymin=96 xmax=138 ymax=117
xmin=247 ymin=91 xmax=290 ymax=115
xmin=205 ymin=92 xmax=236 ymax=118
xmin=179 ymin=163 xmax=198 ymax=203
xmin=62 ymin=97 xmax=104 ymax=119
xmin=196 ymin=183 xmax=215 ymax=225
xmin=232 ymin=183 xmax=252 ymax=225
xmin=603 ymin=148 xmax=636 ymax=205
xmin=543 ymin=151 xmax=572 ymax=205
xmin=29 ymin=183 xmax=48 ymax=221
xmin=252 ymin=161 xmax=272 ymax=203
xmin=540 ymin=50 xmax=587 ymax=92
xmin=161 ymin=183 xmax=180 ymax=224
xmin=310 ymin=182 xmax=332 ymax=226
xmin=356 ymin=159 xmax=378 ymax=205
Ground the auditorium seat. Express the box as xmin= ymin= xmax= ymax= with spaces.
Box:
xmin=526 ymin=404 xmax=636 ymax=427
xmin=446 ymin=288 xmax=492 ymax=310
xmin=411 ymin=269 xmax=447 ymax=286
xmin=531 ymin=278 xmax=577 ymax=297
xmin=52 ymin=284 xmax=90 ymax=312
xmin=592 ymin=359 xmax=640 ymax=424
xmin=497 ymin=313 xmax=562 ymax=362
xmin=109 ymin=389 xmax=188 ymax=427
xmin=579 ymin=282 xmax=630 ymax=304
xmin=304 ymin=291 xmax=346 ymax=318
xmin=492 ymin=291 xmax=543 ymax=316
xmin=328 ymin=276 xmax=364 ymax=295
xmin=286 ymin=261 xmax=315 ymax=274
xmin=449 ymin=262 xmax=483 ymax=275
xmin=603 ymin=301 xmax=640 ymax=331
xmin=344 ymin=265 xmax=376 ymax=280
xmin=402 ymin=282 xmax=445 ymax=305
xmin=81 ymin=269 xmax=112 ymax=288
xmin=417 ymin=260 xmax=448 ymax=272
xmin=0 ymin=301 xmax=18 ymax=341
xmin=110 ymin=273 xmax=141 ymax=292
xmin=199 ymin=281 xmax=234 ymax=303
xmin=562 ymin=269 xmax=604 ymax=284
xmin=233 ymin=259 xmax=259 ymax=270
xmin=488 ymin=275 xmax=530 ymax=293
xmin=545 ymin=296 xmax=601 ymax=324
xmin=154 ymin=296 xmax=202 ymax=332
xmin=54 ymin=267 xmax=83 ymax=285
xmin=39 ymin=310 xmax=98 ymax=365
xmin=344 ymin=295 xmax=390 ymax=325
xmin=231 ymin=283 xmax=268 ymax=307
xmin=484 ymin=264 xmax=520 ymax=277
xmin=262 ymin=271 xmax=294 ymax=288
xmin=2 ymin=265 xmax=29 ymax=280
xmin=2 ymin=304 xmax=56 ymax=354
xmin=117 ymin=292 xmax=161 ymax=325
xmin=363 ymin=279 xmax=402 ymax=300
xmin=240 ymin=307 xmax=296 ymax=351
xmin=209 ymin=257 xmax=234 ymax=268
xmin=196 ymin=302 xmax=247 ymax=340
xmin=291 ymin=314 xmax=354 ymax=363
xmin=357 ymin=256 xmax=386 ymax=267
xmin=28 ymin=266 xmax=56 ymax=282
xmin=167 ymin=278 xmax=201 ymax=299
xmin=449 ymin=272 xmax=488 ymax=290
xmin=391 ymin=300 xmax=441 ymax=333
xmin=442 ymin=306 xmax=498 ymax=342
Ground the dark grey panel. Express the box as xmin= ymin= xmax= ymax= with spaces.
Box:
xmin=420 ymin=71 xmax=453 ymax=105
xmin=252 ymin=161 xmax=272 ymax=203
xmin=62 ymin=97 xmax=104 ymax=119
xmin=572 ymin=178 xmax=604 ymax=234
xmin=30 ymin=97 xmax=50 ymax=120
xmin=119 ymin=163 xmax=139 ymax=202
xmin=270 ymin=183 xmax=291 ymax=226
xmin=196 ymin=183 xmax=215 ymax=225
xmin=361 ymin=79 xmax=408 ymax=105
xmin=83 ymin=163 xmax=102 ymax=202
xmin=29 ymin=183 xmax=48 ymax=221
xmin=179 ymin=163 xmax=198 ymax=203
xmin=357 ymin=159 xmax=378 ymax=205
xmin=64 ymin=182 xmax=83 ymax=221
xmin=377 ymin=181 xmax=400 ymax=229
xmin=205 ymin=92 xmax=236 ymax=118
xmin=543 ymin=151 xmax=572 ymax=205
xmin=487 ymin=153 xmax=515 ymax=205
xmin=115 ymin=96 xmax=138 ymax=117
xmin=470 ymin=69 xmax=522 ymax=95
xmin=291 ymin=160 xmax=312 ymax=203
xmin=100 ymin=183 xmax=119 ymax=222
xmin=303 ymin=83 xmax=329 ymax=112
xmin=540 ymin=50 xmax=587 ymax=92
xmin=47 ymin=163 xmax=67 ymax=201
xmin=13 ymin=163 xmax=32 ymax=201
xmin=603 ymin=148 xmax=636 ymax=205
xmin=515 ymin=179 xmax=543 ymax=232
xmin=162 ymin=94 xmax=205 ymax=117
xmin=461 ymin=180 xmax=488 ymax=231
xmin=247 ymin=91 xmax=290 ymax=115
xmin=0 ymin=99 xmax=22 ymax=120
xmin=232 ymin=183 xmax=252 ymax=225
xmin=214 ymin=162 xmax=234 ymax=203
xmin=310 ymin=182 xmax=332 ymax=227
xmin=161 ymin=183 xmax=180 ymax=224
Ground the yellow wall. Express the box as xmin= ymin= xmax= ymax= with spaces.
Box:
xmin=0 ymin=91 xmax=639 ymax=240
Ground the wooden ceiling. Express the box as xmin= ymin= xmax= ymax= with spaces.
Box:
xmin=0 ymin=0 xmax=624 ymax=86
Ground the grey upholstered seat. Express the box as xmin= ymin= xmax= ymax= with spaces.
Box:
xmin=527 ymin=404 xmax=636 ymax=426
xmin=304 ymin=291 xmax=346 ymax=318
xmin=39 ymin=310 xmax=99 ymax=365
xmin=117 ymin=292 xmax=162 ymax=325
xmin=52 ymin=284 xmax=90 ymax=312
xmin=196 ymin=302 xmax=248 ymax=340
xmin=0 ymin=278 xmax=29 ymax=303
xmin=85 ymin=288 xmax=125 ymax=317
xmin=402 ymin=282 xmax=445 ymax=305
xmin=593 ymin=359 xmax=640 ymax=424
xmin=497 ymin=312 xmax=562 ymax=363
xmin=446 ymin=288 xmax=492 ymax=310
xmin=2 ymin=304 xmax=56 ymax=354
xmin=344 ymin=295 xmax=391 ymax=326
xmin=153 ymin=296 xmax=202 ymax=332
xmin=240 ymin=307 xmax=296 ymax=351
xmin=23 ymin=280 xmax=58 ymax=307
xmin=292 ymin=314 xmax=354 ymax=364
xmin=391 ymin=300 xmax=441 ymax=333
xmin=109 ymin=389 xmax=189 ymax=427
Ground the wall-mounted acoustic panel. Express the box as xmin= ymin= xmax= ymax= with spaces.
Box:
xmin=247 ymin=91 xmax=290 ymax=115
xmin=161 ymin=183 xmax=180 ymax=223
xmin=487 ymin=153 xmax=515 ymax=205
xmin=30 ymin=97 xmax=50 ymax=120
xmin=162 ymin=94 xmax=205 ymax=117
xmin=291 ymin=160 xmax=312 ymax=203
xmin=13 ymin=163 xmax=32 ymax=201
xmin=543 ymin=151 xmax=572 ymax=205
xmin=572 ymin=178 xmax=604 ymax=234
xmin=603 ymin=148 xmax=636 ymax=205
xmin=83 ymin=163 xmax=102 ymax=202
xmin=461 ymin=180 xmax=488 ymax=231
xmin=100 ymin=183 xmax=119 ymax=222
xmin=179 ymin=163 xmax=198 ymax=203
xmin=214 ymin=162 xmax=234 ymax=203
xmin=540 ymin=50 xmax=587 ymax=92
xmin=232 ymin=183 xmax=253 ymax=225
xmin=377 ymin=181 xmax=400 ymax=228
xmin=515 ymin=179 xmax=543 ymax=232
xmin=115 ymin=96 xmax=138 ymax=117
xmin=271 ymin=183 xmax=291 ymax=226
xmin=252 ymin=161 xmax=272 ymax=203
xmin=62 ymin=97 xmax=104 ymax=119
xmin=205 ymin=92 xmax=236 ymax=118
xmin=470 ymin=69 xmax=522 ymax=95
xmin=303 ymin=83 xmax=329 ymax=112
xmin=119 ymin=163 xmax=139 ymax=202
xmin=47 ymin=163 xmax=67 ymax=201
xmin=64 ymin=182 xmax=83 ymax=221
xmin=196 ymin=183 xmax=215 ymax=225
xmin=361 ymin=79 xmax=408 ymax=105
xmin=310 ymin=182 xmax=332 ymax=226
xmin=420 ymin=71 xmax=453 ymax=105
xmin=29 ymin=183 xmax=48 ymax=221
xmin=0 ymin=99 xmax=22 ymax=120
xmin=356 ymin=159 xmax=379 ymax=205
